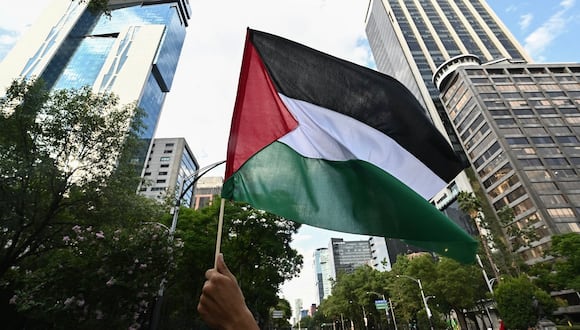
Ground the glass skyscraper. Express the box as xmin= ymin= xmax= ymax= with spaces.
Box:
xmin=0 ymin=0 xmax=192 ymax=171
xmin=366 ymin=0 xmax=530 ymax=105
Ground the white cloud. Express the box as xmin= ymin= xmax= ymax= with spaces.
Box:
xmin=519 ymin=13 xmax=533 ymax=30
xmin=505 ymin=5 xmax=517 ymax=13
xmin=523 ymin=2 xmax=574 ymax=60
xmin=560 ymin=0 xmax=575 ymax=9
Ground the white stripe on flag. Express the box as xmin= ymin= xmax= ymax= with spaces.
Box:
xmin=278 ymin=93 xmax=447 ymax=199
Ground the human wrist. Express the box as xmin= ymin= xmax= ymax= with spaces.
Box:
xmin=227 ymin=306 xmax=258 ymax=330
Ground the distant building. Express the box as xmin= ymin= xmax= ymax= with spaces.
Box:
xmin=139 ymin=138 xmax=198 ymax=207
xmin=193 ymin=176 xmax=223 ymax=209
xmin=328 ymin=238 xmax=372 ymax=281
xmin=308 ymin=304 xmax=317 ymax=317
xmin=435 ymin=59 xmax=580 ymax=263
xmin=294 ymin=299 xmax=303 ymax=324
xmin=368 ymin=236 xmax=391 ymax=271
xmin=313 ymin=248 xmax=333 ymax=304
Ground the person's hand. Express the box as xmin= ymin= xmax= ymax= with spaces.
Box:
xmin=197 ymin=254 xmax=258 ymax=330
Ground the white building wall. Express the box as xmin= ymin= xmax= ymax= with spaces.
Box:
xmin=0 ymin=0 xmax=86 ymax=92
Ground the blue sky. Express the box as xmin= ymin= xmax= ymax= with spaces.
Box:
xmin=487 ymin=0 xmax=579 ymax=62
xmin=0 ymin=0 xmax=578 ymax=313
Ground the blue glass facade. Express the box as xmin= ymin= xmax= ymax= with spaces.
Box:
xmin=29 ymin=1 xmax=191 ymax=174
xmin=178 ymin=146 xmax=199 ymax=207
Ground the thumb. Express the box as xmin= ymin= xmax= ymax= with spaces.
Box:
xmin=216 ymin=253 xmax=235 ymax=279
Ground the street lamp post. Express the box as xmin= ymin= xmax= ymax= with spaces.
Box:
xmin=150 ymin=160 xmax=225 ymax=329
xmin=169 ymin=160 xmax=226 ymax=237
xmin=367 ymin=291 xmax=398 ymax=330
xmin=396 ymin=275 xmax=434 ymax=330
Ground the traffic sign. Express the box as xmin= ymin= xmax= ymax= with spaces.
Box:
xmin=375 ymin=299 xmax=388 ymax=310
xmin=272 ymin=310 xmax=284 ymax=319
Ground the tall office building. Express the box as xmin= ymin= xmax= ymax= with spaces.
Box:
xmin=328 ymin=238 xmax=372 ymax=281
xmin=364 ymin=0 xmax=532 ymax=244
xmin=140 ymin=137 xmax=199 ymax=207
xmin=0 ymin=0 xmax=192 ymax=171
xmin=313 ymin=248 xmax=333 ymax=304
xmin=366 ymin=0 xmax=530 ymax=106
xmin=435 ymin=60 xmax=580 ymax=264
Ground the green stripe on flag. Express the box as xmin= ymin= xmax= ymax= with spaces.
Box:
xmin=222 ymin=141 xmax=477 ymax=263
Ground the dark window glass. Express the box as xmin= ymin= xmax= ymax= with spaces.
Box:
xmin=544 ymin=158 xmax=569 ymax=166
xmin=531 ymin=136 xmax=555 ymax=144
xmin=556 ymin=136 xmax=580 ymax=144
xmin=506 ymin=137 xmax=529 ymax=145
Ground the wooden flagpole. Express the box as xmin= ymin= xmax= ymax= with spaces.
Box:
xmin=214 ymin=198 xmax=226 ymax=267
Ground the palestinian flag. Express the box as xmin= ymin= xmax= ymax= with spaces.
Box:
xmin=222 ymin=29 xmax=477 ymax=263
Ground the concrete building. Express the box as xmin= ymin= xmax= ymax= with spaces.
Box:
xmin=364 ymin=0 xmax=533 ymax=254
xmin=368 ymin=236 xmax=391 ymax=271
xmin=328 ymin=238 xmax=372 ymax=281
xmin=434 ymin=59 xmax=580 ymax=264
xmin=0 ymin=0 xmax=192 ymax=172
xmin=139 ymin=137 xmax=198 ymax=207
xmin=193 ymin=176 xmax=224 ymax=210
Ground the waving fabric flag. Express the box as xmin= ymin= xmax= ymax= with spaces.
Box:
xmin=222 ymin=29 xmax=477 ymax=263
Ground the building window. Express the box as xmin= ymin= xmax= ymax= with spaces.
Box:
xmin=519 ymin=158 xmax=543 ymax=167
xmin=553 ymin=169 xmax=576 ymax=178
xmin=544 ymin=158 xmax=569 ymax=166
xmin=530 ymin=136 xmax=554 ymax=144
xmin=165 ymin=143 xmax=174 ymax=147
xmin=539 ymin=194 xmax=567 ymax=205
xmin=164 ymin=150 xmax=173 ymax=154
xmin=531 ymin=182 xmax=558 ymax=192
xmin=506 ymin=137 xmax=529 ymax=145
xmin=536 ymin=108 xmax=557 ymax=115
xmin=160 ymin=157 xmax=170 ymax=162
xmin=156 ymin=179 xmax=166 ymax=183
xmin=525 ymin=170 xmax=551 ymax=181
xmin=160 ymin=164 xmax=169 ymax=168
xmin=513 ymin=109 xmax=534 ymax=116
xmin=547 ymin=208 xmax=575 ymax=218
xmin=144 ymin=172 xmax=151 ymax=176
xmin=495 ymin=118 xmax=516 ymax=126
xmin=524 ymin=127 xmax=547 ymax=135
xmin=556 ymin=136 xmax=580 ymax=144
xmin=570 ymin=157 xmax=580 ymax=165
xmin=151 ymin=187 xmax=165 ymax=191
xmin=513 ymin=199 xmax=535 ymax=216
xmin=159 ymin=171 xmax=168 ymax=175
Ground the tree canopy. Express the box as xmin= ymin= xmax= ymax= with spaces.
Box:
xmin=0 ymin=78 xmax=175 ymax=328
xmin=156 ymin=199 xmax=304 ymax=329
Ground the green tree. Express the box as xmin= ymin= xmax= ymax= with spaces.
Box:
xmin=0 ymin=79 xmax=141 ymax=278
xmin=549 ymin=233 xmax=580 ymax=291
xmin=431 ymin=257 xmax=488 ymax=330
xmin=318 ymin=265 xmax=391 ymax=329
xmin=8 ymin=222 xmax=177 ymax=329
xmin=271 ymin=298 xmax=292 ymax=330
xmin=157 ymin=199 xmax=303 ymax=329
xmin=0 ymin=78 xmax=174 ymax=328
xmin=494 ymin=276 xmax=556 ymax=329
xmin=530 ymin=233 xmax=580 ymax=292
